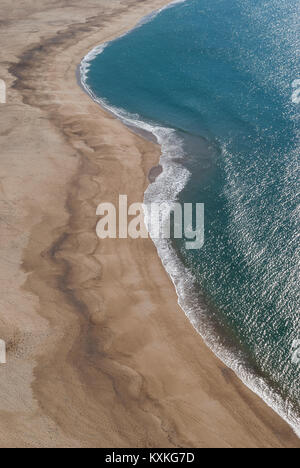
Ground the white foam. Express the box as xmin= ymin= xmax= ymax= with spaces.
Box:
xmin=147 ymin=176 xmax=300 ymax=437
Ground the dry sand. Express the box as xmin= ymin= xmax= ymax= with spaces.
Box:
xmin=0 ymin=0 xmax=299 ymax=448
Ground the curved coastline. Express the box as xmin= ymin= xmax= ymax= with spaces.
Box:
xmin=79 ymin=3 xmax=300 ymax=437
xmin=2 ymin=0 xmax=298 ymax=448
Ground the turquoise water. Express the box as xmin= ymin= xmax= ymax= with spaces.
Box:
xmin=81 ymin=0 xmax=299 ymax=431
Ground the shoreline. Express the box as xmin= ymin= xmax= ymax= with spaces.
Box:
xmin=0 ymin=0 xmax=299 ymax=448
xmin=78 ymin=14 xmax=300 ymax=437
xmin=76 ymin=64 xmax=159 ymax=146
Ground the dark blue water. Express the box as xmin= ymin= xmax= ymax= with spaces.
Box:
xmin=81 ymin=0 xmax=299 ymax=431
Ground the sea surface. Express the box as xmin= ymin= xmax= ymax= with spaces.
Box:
xmin=81 ymin=0 xmax=300 ymax=433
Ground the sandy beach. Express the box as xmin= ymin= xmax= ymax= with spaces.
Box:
xmin=0 ymin=0 xmax=299 ymax=448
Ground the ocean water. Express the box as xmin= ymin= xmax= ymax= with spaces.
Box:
xmin=81 ymin=0 xmax=300 ymax=433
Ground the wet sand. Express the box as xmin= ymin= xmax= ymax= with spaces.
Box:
xmin=0 ymin=0 xmax=299 ymax=448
